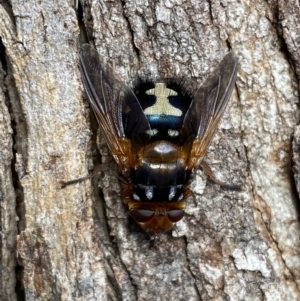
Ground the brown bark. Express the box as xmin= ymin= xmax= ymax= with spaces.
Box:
xmin=0 ymin=0 xmax=300 ymax=300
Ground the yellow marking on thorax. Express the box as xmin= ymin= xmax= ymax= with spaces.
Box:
xmin=144 ymin=83 xmax=182 ymax=116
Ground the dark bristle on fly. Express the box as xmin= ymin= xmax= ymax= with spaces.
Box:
xmin=77 ymin=43 xmax=240 ymax=236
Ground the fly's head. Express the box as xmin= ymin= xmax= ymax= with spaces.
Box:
xmin=122 ymin=182 xmax=191 ymax=234
xmin=128 ymin=200 xmax=186 ymax=234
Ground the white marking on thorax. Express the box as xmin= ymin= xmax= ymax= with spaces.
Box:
xmin=133 ymin=193 xmax=140 ymax=201
xmin=144 ymin=83 xmax=182 ymax=116
xmin=168 ymin=186 xmax=176 ymax=200
xmin=145 ymin=186 xmax=154 ymax=200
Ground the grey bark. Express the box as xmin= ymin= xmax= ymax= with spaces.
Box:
xmin=0 ymin=0 xmax=300 ymax=300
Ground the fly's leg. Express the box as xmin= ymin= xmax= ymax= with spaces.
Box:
xmin=60 ymin=158 xmax=113 ymax=188
xmin=201 ymin=161 xmax=241 ymax=190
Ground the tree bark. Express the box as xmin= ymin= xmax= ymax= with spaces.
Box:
xmin=1 ymin=0 xmax=300 ymax=300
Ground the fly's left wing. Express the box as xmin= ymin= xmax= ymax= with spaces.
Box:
xmin=180 ymin=52 xmax=239 ymax=169
xmin=79 ymin=44 xmax=150 ymax=171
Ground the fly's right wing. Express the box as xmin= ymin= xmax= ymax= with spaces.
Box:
xmin=79 ymin=44 xmax=150 ymax=170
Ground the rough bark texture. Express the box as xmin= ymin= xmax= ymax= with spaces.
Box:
xmin=0 ymin=0 xmax=300 ymax=300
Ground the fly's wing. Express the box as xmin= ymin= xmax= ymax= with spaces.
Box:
xmin=180 ymin=52 xmax=239 ymax=169
xmin=79 ymin=44 xmax=150 ymax=170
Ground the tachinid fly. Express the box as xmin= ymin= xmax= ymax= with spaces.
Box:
xmin=79 ymin=44 xmax=239 ymax=234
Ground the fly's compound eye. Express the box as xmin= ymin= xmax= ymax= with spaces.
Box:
xmin=130 ymin=209 xmax=154 ymax=223
xmin=167 ymin=209 xmax=184 ymax=223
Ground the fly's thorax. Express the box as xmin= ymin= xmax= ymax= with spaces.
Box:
xmin=131 ymin=141 xmax=190 ymax=203
xmin=135 ymin=140 xmax=182 ymax=162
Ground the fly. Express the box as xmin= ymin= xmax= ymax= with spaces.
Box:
xmin=78 ymin=44 xmax=239 ymax=234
